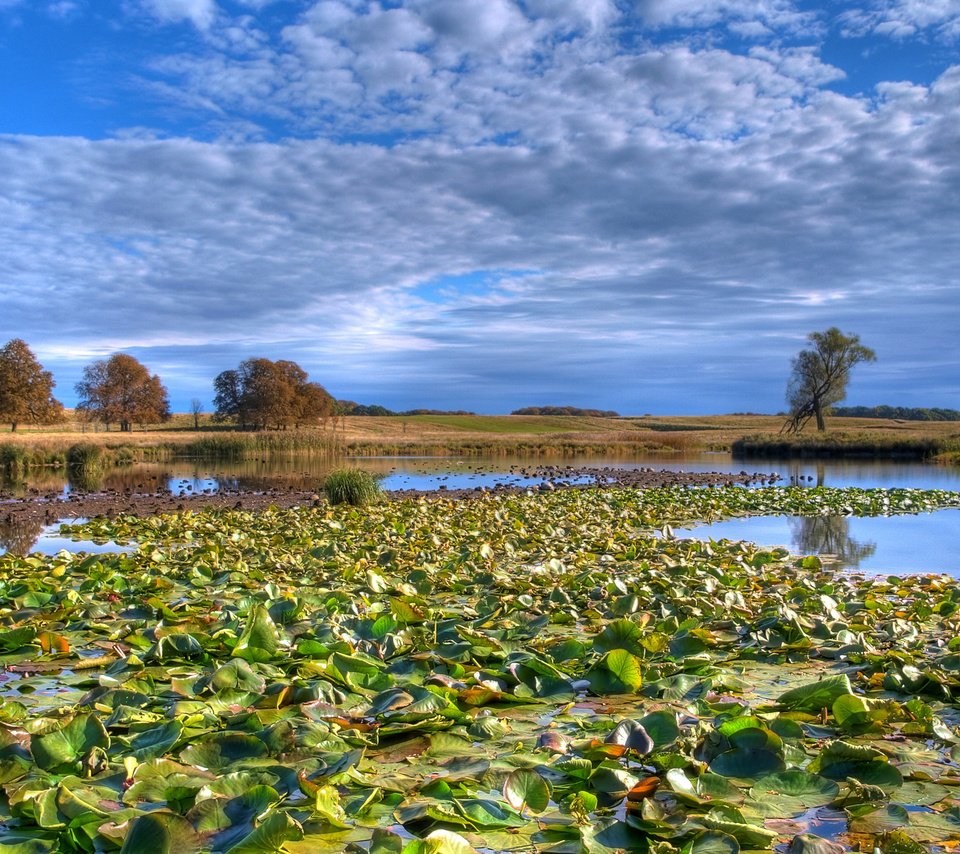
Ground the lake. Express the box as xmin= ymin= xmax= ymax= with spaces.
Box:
xmin=2 ymin=453 xmax=959 ymax=573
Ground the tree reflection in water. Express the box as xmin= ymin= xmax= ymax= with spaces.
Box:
xmin=789 ymin=516 xmax=877 ymax=568
xmin=0 ymin=515 xmax=45 ymax=556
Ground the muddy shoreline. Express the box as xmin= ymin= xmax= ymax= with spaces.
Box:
xmin=1 ymin=465 xmax=779 ymax=530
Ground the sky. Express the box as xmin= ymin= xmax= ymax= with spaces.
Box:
xmin=1 ymin=0 xmax=958 ymax=415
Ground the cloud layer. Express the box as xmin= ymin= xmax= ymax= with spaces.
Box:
xmin=0 ymin=0 xmax=958 ymax=412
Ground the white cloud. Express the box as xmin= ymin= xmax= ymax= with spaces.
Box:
xmin=3 ymin=0 xmax=959 ymax=410
xmin=633 ymin=0 xmax=815 ymax=33
xmin=840 ymin=1 xmax=960 ymax=40
xmin=139 ymin=0 xmax=218 ymax=29
xmin=2 ymin=53 xmax=958 ymax=409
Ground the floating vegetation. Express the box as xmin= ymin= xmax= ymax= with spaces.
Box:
xmin=2 ymin=486 xmax=960 ymax=852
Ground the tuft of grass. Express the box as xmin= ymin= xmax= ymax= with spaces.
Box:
xmin=0 ymin=442 xmax=31 ymax=475
xmin=323 ymin=468 xmax=383 ymax=506
xmin=66 ymin=443 xmax=106 ymax=471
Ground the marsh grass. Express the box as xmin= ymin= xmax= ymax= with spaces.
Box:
xmin=733 ymin=432 xmax=960 ymax=459
xmin=323 ymin=468 xmax=383 ymax=506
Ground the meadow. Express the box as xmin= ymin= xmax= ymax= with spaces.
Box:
xmin=3 ymin=414 xmax=960 ymax=474
xmin=3 ymin=485 xmax=960 ymax=851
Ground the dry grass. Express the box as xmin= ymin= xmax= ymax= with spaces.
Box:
xmin=2 ymin=413 xmax=959 ymax=462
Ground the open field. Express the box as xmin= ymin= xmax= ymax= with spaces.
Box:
xmin=4 ymin=485 xmax=960 ymax=851
xmin=2 ymin=415 xmax=960 ymax=475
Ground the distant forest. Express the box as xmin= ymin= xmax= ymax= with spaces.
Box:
xmin=338 ymin=402 xmax=476 ymax=417
xmin=833 ymin=405 xmax=960 ymax=421
xmin=511 ymin=406 xmax=620 ymax=417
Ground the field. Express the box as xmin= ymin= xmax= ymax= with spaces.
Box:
xmin=3 ymin=414 xmax=960 ymax=467
xmin=3 ymin=485 xmax=960 ymax=851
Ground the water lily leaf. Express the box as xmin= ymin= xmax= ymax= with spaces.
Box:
xmin=418 ymin=829 xmax=481 ymax=854
xmin=234 ymin=604 xmax=281 ymax=663
xmin=179 ymin=732 xmax=269 ymax=772
xmin=832 ymin=694 xmax=895 ymax=732
xmin=776 ymin=674 xmax=853 ymax=713
xmin=210 ymin=658 xmax=267 ymax=693
xmin=637 ymin=710 xmax=681 ymax=749
xmin=370 ymin=828 xmax=404 ymax=854
xmin=605 ymin=720 xmax=654 ymax=754
xmin=850 ymin=804 xmax=960 ymax=843
xmin=503 ymin=768 xmax=551 ymax=815
xmin=681 ymin=830 xmax=741 ymax=854
xmin=0 ymin=835 xmax=54 ymax=854
xmin=786 ymin=833 xmax=845 ymax=854
xmin=813 ymin=741 xmax=903 ymax=789
xmin=593 ymin=619 xmax=645 ymax=656
xmin=710 ymin=747 xmax=785 ymax=779
xmin=453 ymin=798 xmax=526 ymax=829
xmin=0 ymin=626 xmax=36 ymax=652
xmin=588 ymin=649 xmax=643 ymax=694
xmin=875 ymin=829 xmax=928 ymax=854
xmin=748 ymin=771 xmax=840 ymax=814
xmin=119 ymin=812 xmax=201 ymax=854
xmin=702 ymin=814 xmax=779 ymax=848
xmin=313 ymin=785 xmax=352 ymax=829
xmin=124 ymin=720 xmax=184 ymax=760
xmin=222 ymin=811 xmax=304 ymax=854
xmin=30 ymin=714 xmax=110 ymax=773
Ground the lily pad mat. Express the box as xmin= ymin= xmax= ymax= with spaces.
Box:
xmin=1 ymin=485 xmax=960 ymax=852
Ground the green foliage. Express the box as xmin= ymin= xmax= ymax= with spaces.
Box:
xmin=323 ymin=467 xmax=383 ymax=506
xmin=2 ymin=484 xmax=960 ymax=851
xmin=784 ymin=328 xmax=876 ymax=433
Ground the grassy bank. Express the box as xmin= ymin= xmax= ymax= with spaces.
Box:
xmin=3 ymin=414 xmax=960 ymax=472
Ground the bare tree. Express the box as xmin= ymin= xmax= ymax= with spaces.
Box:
xmin=783 ymin=328 xmax=876 ymax=434
xmin=190 ymin=398 xmax=204 ymax=430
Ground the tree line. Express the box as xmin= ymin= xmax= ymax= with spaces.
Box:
xmin=0 ymin=329 xmax=917 ymax=434
xmin=0 ymin=340 xmax=335 ymax=432
xmin=831 ymin=405 xmax=960 ymax=421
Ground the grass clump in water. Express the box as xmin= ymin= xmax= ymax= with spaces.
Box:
xmin=323 ymin=468 xmax=382 ymax=506
xmin=0 ymin=442 xmax=30 ymax=475
xmin=66 ymin=443 xmax=106 ymax=472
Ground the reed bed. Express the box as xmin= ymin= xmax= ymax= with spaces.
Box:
xmin=732 ymin=432 xmax=959 ymax=459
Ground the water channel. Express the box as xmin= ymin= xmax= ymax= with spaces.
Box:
xmin=2 ymin=454 xmax=959 ymax=575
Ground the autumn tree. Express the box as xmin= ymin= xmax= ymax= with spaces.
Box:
xmin=783 ymin=328 xmax=876 ymax=434
xmin=75 ymin=354 xmax=171 ymax=432
xmin=0 ymin=339 xmax=64 ymax=431
xmin=213 ymin=358 xmax=334 ymax=429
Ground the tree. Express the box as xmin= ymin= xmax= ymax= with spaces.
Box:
xmin=212 ymin=358 xmax=334 ymax=430
xmin=75 ymin=354 xmax=170 ymax=432
xmin=0 ymin=339 xmax=64 ymax=431
xmin=783 ymin=328 xmax=876 ymax=433
xmin=190 ymin=398 xmax=204 ymax=430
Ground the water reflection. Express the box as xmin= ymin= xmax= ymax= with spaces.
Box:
xmin=0 ymin=515 xmax=45 ymax=556
xmin=788 ymin=516 xmax=877 ymax=568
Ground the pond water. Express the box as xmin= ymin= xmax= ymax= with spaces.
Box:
xmin=677 ymin=510 xmax=960 ymax=577
xmin=2 ymin=454 xmax=959 ymax=572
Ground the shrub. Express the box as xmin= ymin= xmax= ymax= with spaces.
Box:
xmin=323 ymin=468 xmax=382 ymax=506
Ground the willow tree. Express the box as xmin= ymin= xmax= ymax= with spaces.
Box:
xmin=783 ymin=328 xmax=876 ymax=433
xmin=0 ymin=339 xmax=64 ymax=431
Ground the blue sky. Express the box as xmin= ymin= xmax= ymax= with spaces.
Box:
xmin=1 ymin=0 xmax=958 ymax=414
